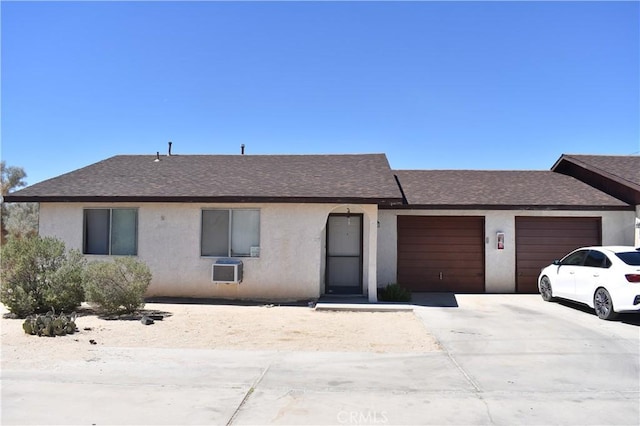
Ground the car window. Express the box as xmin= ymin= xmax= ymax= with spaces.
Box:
xmin=615 ymin=251 xmax=640 ymax=266
xmin=584 ymin=250 xmax=610 ymax=268
xmin=561 ymin=250 xmax=588 ymax=266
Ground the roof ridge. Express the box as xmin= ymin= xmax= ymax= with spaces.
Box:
xmin=113 ymin=153 xmax=389 ymax=157
xmin=565 ymin=153 xmax=640 ymax=158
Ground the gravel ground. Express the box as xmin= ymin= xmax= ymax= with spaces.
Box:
xmin=1 ymin=302 xmax=440 ymax=369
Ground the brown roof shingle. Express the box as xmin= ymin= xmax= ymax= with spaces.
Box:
xmin=393 ymin=170 xmax=631 ymax=209
xmin=553 ymin=155 xmax=640 ymax=188
xmin=551 ymin=154 xmax=640 ymax=205
xmin=5 ymin=154 xmax=404 ymax=205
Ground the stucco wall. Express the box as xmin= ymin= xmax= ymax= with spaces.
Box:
xmin=377 ymin=209 xmax=636 ymax=293
xmin=39 ymin=202 xmax=378 ymax=301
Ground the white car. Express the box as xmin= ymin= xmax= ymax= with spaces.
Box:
xmin=538 ymin=246 xmax=640 ymax=320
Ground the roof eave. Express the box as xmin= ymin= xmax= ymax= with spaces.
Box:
xmin=3 ymin=195 xmax=404 ymax=206
xmin=552 ymin=156 xmax=640 ymax=204
xmin=553 ymin=155 xmax=640 ymax=192
xmin=381 ymin=203 xmax=633 ymax=211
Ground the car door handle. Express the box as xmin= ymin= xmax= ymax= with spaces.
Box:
xmin=569 ymin=272 xmax=575 ymax=275
xmin=593 ymin=274 xmax=599 ymax=278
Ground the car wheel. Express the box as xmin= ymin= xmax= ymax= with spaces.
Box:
xmin=593 ymin=288 xmax=617 ymax=320
xmin=539 ymin=276 xmax=554 ymax=301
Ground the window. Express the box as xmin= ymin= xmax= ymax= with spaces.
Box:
xmin=584 ymin=250 xmax=610 ymax=268
xmin=561 ymin=250 xmax=588 ymax=266
xmin=616 ymin=251 xmax=640 ymax=266
xmin=83 ymin=208 xmax=138 ymax=255
xmin=201 ymin=209 xmax=260 ymax=257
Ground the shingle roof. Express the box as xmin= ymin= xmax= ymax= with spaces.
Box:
xmin=5 ymin=154 xmax=404 ymax=205
xmin=552 ymin=154 xmax=640 ymax=190
xmin=551 ymin=154 xmax=640 ymax=205
xmin=393 ymin=170 xmax=631 ymax=209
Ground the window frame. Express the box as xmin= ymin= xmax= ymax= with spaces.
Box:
xmin=200 ymin=208 xmax=260 ymax=258
xmin=83 ymin=208 xmax=139 ymax=256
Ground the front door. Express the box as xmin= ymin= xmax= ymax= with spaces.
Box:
xmin=326 ymin=214 xmax=363 ymax=294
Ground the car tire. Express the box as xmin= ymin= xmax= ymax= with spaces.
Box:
xmin=593 ymin=287 xmax=617 ymax=320
xmin=539 ymin=276 xmax=554 ymax=302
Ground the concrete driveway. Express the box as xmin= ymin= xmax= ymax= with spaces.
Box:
xmin=2 ymin=295 xmax=639 ymax=425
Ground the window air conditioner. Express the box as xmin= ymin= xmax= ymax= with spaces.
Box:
xmin=212 ymin=259 xmax=243 ymax=284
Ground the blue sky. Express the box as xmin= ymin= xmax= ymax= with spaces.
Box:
xmin=2 ymin=1 xmax=639 ymax=186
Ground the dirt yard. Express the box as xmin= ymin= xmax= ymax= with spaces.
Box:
xmin=1 ymin=302 xmax=440 ymax=369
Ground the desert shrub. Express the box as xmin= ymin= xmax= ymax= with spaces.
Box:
xmin=83 ymin=257 xmax=152 ymax=315
xmin=0 ymin=236 xmax=86 ymax=317
xmin=23 ymin=309 xmax=77 ymax=337
xmin=379 ymin=283 xmax=412 ymax=302
xmin=4 ymin=202 xmax=39 ymax=239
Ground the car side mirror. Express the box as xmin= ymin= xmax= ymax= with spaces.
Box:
xmin=553 ymin=259 xmax=561 ymax=266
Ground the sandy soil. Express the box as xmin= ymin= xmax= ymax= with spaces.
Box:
xmin=1 ymin=302 xmax=440 ymax=368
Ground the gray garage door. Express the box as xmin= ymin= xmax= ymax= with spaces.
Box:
xmin=515 ymin=217 xmax=601 ymax=293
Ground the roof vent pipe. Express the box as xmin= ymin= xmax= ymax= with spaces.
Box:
xmin=241 ymin=144 xmax=245 ymax=155
xmin=168 ymin=141 xmax=173 ymax=156
xmin=154 ymin=152 xmax=160 ymax=162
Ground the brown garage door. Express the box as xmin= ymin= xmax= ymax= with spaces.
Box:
xmin=515 ymin=217 xmax=601 ymax=293
xmin=397 ymin=216 xmax=485 ymax=292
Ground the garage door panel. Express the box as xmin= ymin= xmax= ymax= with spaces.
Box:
xmin=517 ymin=259 xmax=555 ymax=269
xmin=399 ymin=260 xmax=484 ymax=270
xmin=400 ymin=271 xmax=484 ymax=280
xmin=399 ymin=230 xmax=483 ymax=237
xmin=398 ymin=253 xmax=482 ymax=263
xmin=399 ymin=216 xmax=481 ymax=225
xmin=399 ymin=225 xmax=483 ymax=234
xmin=399 ymin=242 xmax=484 ymax=249
xmin=517 ymin=221 xmax=599 ymax=231
xmin=400 ymin=267 xmax=483 ymax=275
xmin=397 ymin=216 xmax=485 ymax=292
xmin=518 ymin=266 xmax=550 ymax=276
xmin=398 ymin=237 xmax=484 ymax=246
xmin=398 ymin=258 xmax=484 ymax=269
xmin=398 ymin=245 xmax=486 ymax=256
xmin=515 ymin=232 xmax=600 ymax=242
xmin=401 ymin=278 xmax=484 ymax=293
xmin=515 ymin=217 xmax=601 ymax=293
xmin=517 ymin=241 xmax=594 ymax=250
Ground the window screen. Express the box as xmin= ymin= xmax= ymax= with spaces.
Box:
xmin=111 ymin=209 xmax=138 ymax=255
xmin=84 ymin=209 xmax=110 ymax=254
xmin=201 ymin=209 xmax=260 ymax=257
xmin=201 ymin=210 xmax=230 ymax=256
xmin=231 ymin=210 xmax=260 ymax=256
xmin=83 ymin=209 xmax=138 ymax=255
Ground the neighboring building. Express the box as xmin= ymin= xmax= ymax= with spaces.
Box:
xmin=377 ymin=170 xmax=634 ymax=294
xmin=552 ymin=154 xmax=640 ymax=246
xmin=5 ymin=152 xmax=637 ymax=299
xmin=4 ymin=154 xmax=403 ymax=302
